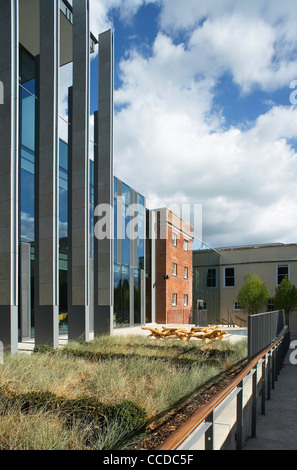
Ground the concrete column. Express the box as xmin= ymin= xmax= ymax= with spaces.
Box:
xmin=116 ymin=179 xmax=122 ymax=265
xmin=129 ymin=267 xmax=134 ymax=326
xmin=89 ymin=257 xmax=94 ymax=333
xmin=94 ymin=30 xmax=114 ymax=336
xmin=141 ymin=269 xmax=145 ymax=325
xmin=0 ymin=0 xmax=19 ymax=354
xmin=149 ymin=210 xmax=157 ymax=323
xmin=20 ymin=242 xmax=31 ymax=340
xmin=67 ymin=0 xmax=90 ymax=342
xmin=34 ymin=0 xmax=60 ymax=348
xmin=129 ymin=189 xmax=135 ymax=327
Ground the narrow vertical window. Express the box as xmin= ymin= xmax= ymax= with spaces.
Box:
xmin=277 ymin=265 xmax=289 ymax=285
xmin=172 ymin=232 xmax=177 ymax=246
xmin=172 ymin=263 xmax=177 ymax=276
xmin=224 ymin=267 xmax=235 ymax=287
xmin=207 ymin=268 xmax=217 ymax=288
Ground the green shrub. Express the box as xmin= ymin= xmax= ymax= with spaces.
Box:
xmin=0 ymin=387 xmax=147 ymax=436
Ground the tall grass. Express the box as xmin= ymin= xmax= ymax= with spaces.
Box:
xmin=0 ymin=400 xmax=87 ymax=450
xmin=0 ymin=336 xmax=247 ymax=417
xmin=0 ymin=335 xmax=247 ymax=450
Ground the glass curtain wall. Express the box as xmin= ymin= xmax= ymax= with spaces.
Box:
xmin=19 ymin=46 xmax=74 ymax=336
xmin=20 ymin=46 xmax=36 ymax=246
xmin=113 ymin=179 xmax=145 ymax=328
xmin=19 ymin=47 xmax=36 ymax=337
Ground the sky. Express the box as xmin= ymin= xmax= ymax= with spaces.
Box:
xmin=85 ymin=0 xmax=297 ymax=249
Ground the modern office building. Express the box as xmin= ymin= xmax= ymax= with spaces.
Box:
xmin=0 ymin=0 xmax=121 ymax=353
xmin=193 ymin=243 xmax=297 ymax=332
xmin=0 ymin=0 xmax=197 ymax=355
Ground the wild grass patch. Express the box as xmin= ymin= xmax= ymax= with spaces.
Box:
xmin=0 ymin=335 xmax=247 ymax=449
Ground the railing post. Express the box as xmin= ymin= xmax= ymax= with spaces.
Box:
xmin=251 ymin=365 xmax=258 ymax=438
xmin=275 ymin=343 xmax=279 ymax=382
xmin=205 ymin=412 xmax=214 ymax=451
xmin=236 ymin=380 xmax=243 ymax=450
xmin=272 ymin=346 xmax=275 ymax=390
xmin=267 ymin=351 xmax=272 ymax=399
xmin=261 ymin=356 xmax=266 ymax=415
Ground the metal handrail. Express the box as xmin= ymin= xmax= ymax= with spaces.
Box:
xmin=248 ymin=310 xmax=285 ymax=360
xmin=157 ymin=327 xmax=290 ymax=451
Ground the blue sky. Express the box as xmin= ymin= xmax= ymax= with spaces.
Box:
xmin=85 ymin=0 xmax=297 ymax=248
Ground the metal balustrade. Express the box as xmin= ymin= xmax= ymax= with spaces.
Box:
xmin=248 ymin=310 xmax=285 ymax=360
xmin=157 ymin=327 xmax=290 ymax=451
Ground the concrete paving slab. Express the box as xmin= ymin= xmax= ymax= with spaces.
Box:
xmin=243 ymin=342 xmax=297 ymax=451
xmin=17 ymin=324 xmax=247 ymax=352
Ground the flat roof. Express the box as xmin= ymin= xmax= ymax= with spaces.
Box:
xmin=193 ymin=242 xmax=297 ymax=254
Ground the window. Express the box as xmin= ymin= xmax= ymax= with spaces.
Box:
xmin=184 ymin=240 xmax=188 ymax=252
xmin=172 ymin=293 xmax=177 ymax=306
xmin=233 ymin=301 xmax=243 ymax=312
xmin=224 ymin=267 xmax=235 ymax=287
xmin=277 ymin=265 xmax=289 ymax=285
xmin=172 ymin=263 xmax=177 ymax=276
xmin=207 ymin=268 xmax=217 ymax=288
xmin=267 ymin=298 xmax=275 ymax=312
xmin=184 ymin=267 xmax=188 ymax=279
xmin=184 ymin=295 xmax=188 ymax=307
xmin=172 ymin=233 xmax=177 ymax=247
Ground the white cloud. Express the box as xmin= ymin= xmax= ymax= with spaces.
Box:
xmin=158 ymin=0 xmax=297 ymax=92
xmin=89 ymin=0 xmax=297 ymax=247
xmin=113 ymin=28 xmax=297 ymax=247
xmin=89 ymin=0 xmax=159 ymax=36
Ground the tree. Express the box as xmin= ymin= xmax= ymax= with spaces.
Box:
xmin=274 ymin=277 xmax=297 ymax=328
xmin=237 ymin=274 xmax=270 ymax=315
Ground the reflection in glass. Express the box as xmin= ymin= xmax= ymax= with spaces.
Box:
xmin=121 ymin=203 xmax=130 ymax=266
xmin=134 ymin=268 xmax=140 ymax=324
xmin=113 ymin=264 xmax=130 ymax=327
xmin=122 ymin=266 xmax=130 ymax=325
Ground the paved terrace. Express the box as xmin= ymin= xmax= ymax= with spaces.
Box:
xmin=18 ymin=323 xmax=248 ymax=353
xmin=243 ymin=337 xmax=297 ymax=451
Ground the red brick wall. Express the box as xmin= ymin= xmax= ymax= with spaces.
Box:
xmin=155 ymin=210 xmax=193 ymax=324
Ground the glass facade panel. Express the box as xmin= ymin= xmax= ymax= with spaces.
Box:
xmin=134 ymin=268 xmax=141 ymax=324
xmin=20 ymin=49 xmax=36 ymax=245
xmin=113 ymin=264 xmax=130 ymax=327
xmin=21 ymin=84 xmax=36 ymax=151
xmin=137 ymin=200 xmax=145 ymax=270
xmin=18 ymin=44 xmax=148 ymax=336
xmin=112 ymin=181 xmax=146 ymax=328
xmin=121 ymin=266 xmax=130 ymax=325
xmin=114 ymin=264 xmax=122 ymax=326
xmin=59 ymin=140 xmax=68 ymax=243
xmin=121 ymin=182 xmax=130 ymax=206
xmin=20 ymin=147 xmax=35 ymax=243
xmin=20 ymin=46 xmax=35 ymax=84
xmin=121 ymin=202 xmax=130 ymax=266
